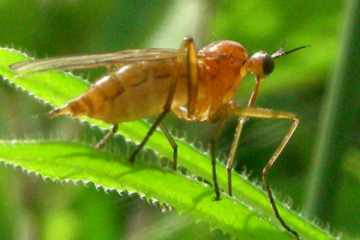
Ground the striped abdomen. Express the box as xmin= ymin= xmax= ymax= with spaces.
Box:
xmin=50 ymin=60 xmax=188 ymax=123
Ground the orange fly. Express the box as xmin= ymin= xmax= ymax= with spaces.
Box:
xmin=10 ymin=37 xmax=306 ymax=239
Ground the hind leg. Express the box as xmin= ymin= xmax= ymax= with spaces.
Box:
xmin=95 ymin=124 xmax=119 ymax=149
xmin=226 ymin=76 xmax=262 ymax=195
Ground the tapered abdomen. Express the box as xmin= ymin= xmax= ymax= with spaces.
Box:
xmin=51 ymin=41 xmax=249 ymax=124
xmin=50 ymin=61 xmax=188 ymax=124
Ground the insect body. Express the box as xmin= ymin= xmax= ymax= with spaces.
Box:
xmin=11 ymin=37 xmax=306 ymax=239
xmin=51 ymin=60 xmax=187 ymax=123
xmin=44 ymin=40 xmax=248 ymax=124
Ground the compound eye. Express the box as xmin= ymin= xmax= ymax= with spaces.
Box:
xmin=263 ymin=55 xmax=275 ymax=75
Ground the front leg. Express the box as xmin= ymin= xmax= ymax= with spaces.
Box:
xmin=228 ymin=106 xmax=300 ymax=240
xmin=226 ymin=76 xmax=262 ymax=195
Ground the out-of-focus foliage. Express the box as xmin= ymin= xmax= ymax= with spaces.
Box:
xmin=0 ymin=0 xmax=359 ymax=239
xmin=305 ymin=0 xmax=360 ymax=225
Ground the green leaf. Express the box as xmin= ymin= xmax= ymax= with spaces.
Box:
xmin=0 ymin=140 xmax=287 ymax=240
xmin=0 ymin=47 xmax=333 ymax=239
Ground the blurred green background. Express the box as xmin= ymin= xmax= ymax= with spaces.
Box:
xmin=0 ymin=0 xmax=359 ymax=239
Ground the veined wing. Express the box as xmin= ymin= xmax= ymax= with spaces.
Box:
xmin=10 ymin=48 xmax=178 ymax=74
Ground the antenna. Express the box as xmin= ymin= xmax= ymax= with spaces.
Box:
xmin=271 ymin=45 xmax=310 ymax=59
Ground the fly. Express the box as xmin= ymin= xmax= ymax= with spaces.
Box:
xmin=10 ymin=37 xmax=307 ymax=239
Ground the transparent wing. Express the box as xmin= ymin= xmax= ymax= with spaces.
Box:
xmin=10 ymin=48 xmax=178 ymax=74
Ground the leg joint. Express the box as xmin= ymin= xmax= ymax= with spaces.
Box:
xmin=183 ymin=36 xmax=194 ymax=44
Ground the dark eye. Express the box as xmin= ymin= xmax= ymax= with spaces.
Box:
xmin=263 ymin=55 xmax=274 ymax=75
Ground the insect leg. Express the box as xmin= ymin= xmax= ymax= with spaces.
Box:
xmin=179 ymin=37 xmax=199 ymax=118
xmin=226 ymin=118 xmax=246 ymax=196
xmin=226 ymin=77 xmax=262 ymax=195
xmin=159 ymin=123 xmax=178 ymax=170
xmin=95 ymin=124 xmax=119 ymax=149
xmin=229 ymin=106 xmax=300 ymax=239
xmin=129 ymin=64 xmax=178 ymax=165
xmin=129 ymin=112 xmax=168 ymax=164
xmin=210 ymin=121 xmax=226 ymax=200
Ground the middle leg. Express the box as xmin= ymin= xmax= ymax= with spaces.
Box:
xmin=129 ymin=71 xmax=178 ymax=164
xmin=226 ymin=76 xmax=262 ymax=195
xmin=128 ymin=38 xmax=194 ymax=164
